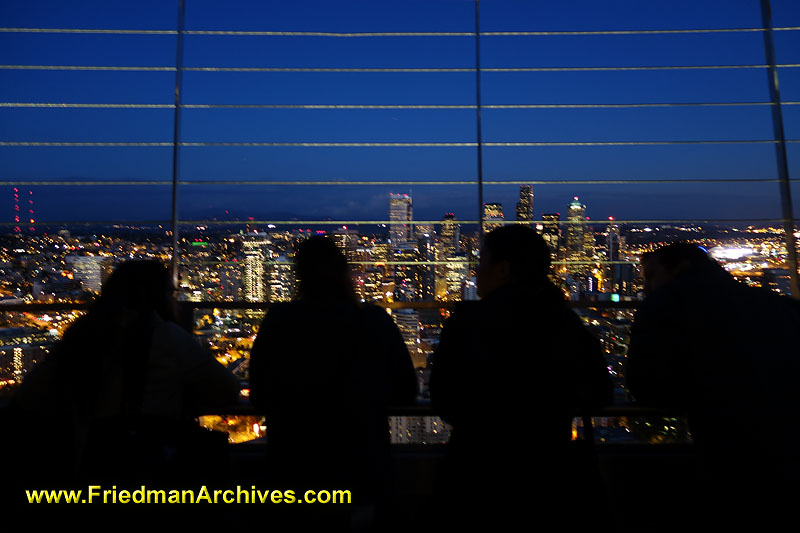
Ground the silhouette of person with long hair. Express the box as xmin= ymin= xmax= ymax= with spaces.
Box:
xmin=430 ymin=225 xmax=612 ymax=527
xmin=627 ymin=242 xmax=800 ymax=527
xmin=12 ymin=260 xmax=239 ymax=488
xmin=249 ymin=236 xmax=417 ymax=530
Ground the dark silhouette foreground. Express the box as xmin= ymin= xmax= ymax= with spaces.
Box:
xmin=249 ymin=236 xmax=417 ymax=531
xmin=627 ymin=242 xmax=800 ymax=526
xmin=430 ymin=226 xmax=613 ymax=528
xmin=10 ymin=261 xmax=239 ymax=495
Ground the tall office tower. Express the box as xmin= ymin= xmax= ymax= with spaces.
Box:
xmin=242 ymin=233 xmax=269 ymax=302
xmin=515 ymin=185 xmax=534 ymax=225
xmin=393 ymin=246 xmax=419 ymax=302
xmin=389 ymin=193 xmax=413 ymax=245
xmin=445 ymin=253 xmax=469 ymax=301
xmin=565 ymin=197 xmax=588 ymax=270
xmin=267 ymin=255 xmax=294 ymax=302
xmin=606 ymin=218 xmax=621 ymax=262
xmin=436 ymin=213 xmax=462 ymax=300
xmin=332 ymin=226 xmax=359 ymax=263
xmin=605 ymin=218 xmax=632 ymax=294
xmin=440 ymin=213 xmax=460 ymax=258
xmin=416 ymin=233 xmax=436 ymax=301
xmin=540 ymin=213 xmax=561 ymax=256
xmin=483 ymin=203 xmax=504 ymax=233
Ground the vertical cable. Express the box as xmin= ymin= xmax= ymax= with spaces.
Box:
xmin=761 ymin=0 xmax=799 ymax=298
xmin=475 ymin=0 xmax=485 ymax=239
xmin=170 ymin=0 xmax=186 ymax=288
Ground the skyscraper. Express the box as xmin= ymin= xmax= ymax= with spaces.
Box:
xmin=515 ymin=185 xmax=534 ymax=225
xmin=440 ymin=213 xmax=460 ymax=258
xmin=389 ymin=193 xmax=413 ymax=245
xmin=242 ymin=233 xmax=269 ymax=302
xmin=483 ymin=203 xmax=504 ymax=233
xmin=540 ymin=213 xmax=561 ymax=256
xmin=606 ymin=217 xmax=634 ymax=295
xmin=566 ymin=196 xmax=588 ymax=270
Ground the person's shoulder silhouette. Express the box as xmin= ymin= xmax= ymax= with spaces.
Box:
xmin=248 ymin=236 xmax=415 ymax=529
xmin=11 ymin=260 xmax=238 ymax=488
xmin=429 ymin=226 xmax=611 ymax=528
xmin=626 ymin=242 xmax=800 ymax=526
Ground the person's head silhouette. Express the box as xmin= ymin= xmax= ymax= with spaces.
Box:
xmin=294 ymin=235 xmax=356 ymax=302
xmin=641 ymin=242 xmax=726 ymax=295
xmin=477 ymin=225 xmax=551 ymax=298
xmin=97 ymin=260 xmax=178 ymax=322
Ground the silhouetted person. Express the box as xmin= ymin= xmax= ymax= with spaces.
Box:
xmin=430 ymin=225 xmax=613 ymax=527
xmin=249 ymin=236 xmax=417 ymax=530
xmin=11 ymin=261 xmax=239 ymax=490
xmin=626 ymin=242 xmax=800 ymax=526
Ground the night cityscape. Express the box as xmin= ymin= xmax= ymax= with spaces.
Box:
xmin=1 ymin=0 xmax=799 ymax=527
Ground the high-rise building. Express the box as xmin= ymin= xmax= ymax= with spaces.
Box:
xmin=439 ymin=213 xmax=460 ymax=258
xmin=389 ymin=193 xmax=413 ymax=245
xmin=483 ymin=203 xmax=504 ymax=233
xmin=566 ymin=197 xmax=588 ymax=268
xmin=242 ymin=233 xmax=269 ymax=302
xmin=332 ymin=226 xmax=359 ymax=264
xmin=605 ymin=217 xmax=633 ymax=295
xmin=540 ymin=213 xmax=561 ymax=256
xmin=515 ymin=185 xmax=534 ymax=225
xmin=267 ymin=255 xmax=294 ymax=302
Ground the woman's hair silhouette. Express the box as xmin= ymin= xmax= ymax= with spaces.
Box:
xmin=294 ymin=235 xmax=357 ymax=303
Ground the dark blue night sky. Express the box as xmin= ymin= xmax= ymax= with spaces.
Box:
xmin=1 ymin=0 xmax=799 ymax=226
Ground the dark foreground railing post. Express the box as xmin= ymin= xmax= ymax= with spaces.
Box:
xmin=170 ymin=0 xmax=186 ymax=289
xmin=760 ymin=0 xmax=800 ymax=299
xmin=474 ymin=0 xmax=485 ymax=239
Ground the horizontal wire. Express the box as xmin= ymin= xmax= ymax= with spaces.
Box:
xmin=0 ymin=103 xmax=175 ymax=109
xmin=3 ymin=101 xmax=800 ymax=109
xmin=175 ymin=218 xmax=788 ymax=225
xmin=1 ymin=218 xmax=790 ymax=227
xmin=0 ymin=181 xmax=172 ymax=186
xmin=1 ymin=27 xmax=799 ymax=36
xmin=0 ymin=65 xmax=176 ymax=71
xmin=482 ymin=27 xmax=800 ymax=36
xmin=3 ymin=64 xmax=800 ymax=72
xmin=3 ymin=178 xmax=795 ymax=186
xmin=2 ymin=140 xmax=794 ymax=147
xmin=0 ymin=142 xmax=174 ymax=146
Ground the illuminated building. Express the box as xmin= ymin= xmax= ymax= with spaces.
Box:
xmin=566 ymin=197 xmax=589 ymax=271
xmin=393 ymin=246 xmax=419 ymax=302
xmin=605 ymin=218 xmax=635 ymax=295
xmin=392 ymin=309 xmax=423 ymax=367
xmin=483 ymin=203 xmax=504 ymax=232
xmin=445 ymin=253 xmax=469 ymax=301
xmin=66 ymin=255 xmax=110 ymax=293
xmin=436 ymin=213 xmax=462 ymax=300
xmin=389 ymin=193 xmax=413 ymax=245
xmin=267 ymin=255 xmax=294 ymax=303
xmin=242 ymin=233 xmax=269 ymax=302
xmin=439 ymin=213 xmax=460 ymax=258
xmin=416 ymin=232 xmax=436 ymax=302
xmin=541 ymin=213 xmax=561 ymax=256
xmin=332 ymin=226 xmax=360 ymax=264
xmin=515 ymin=185 xmax=534 ymax=225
